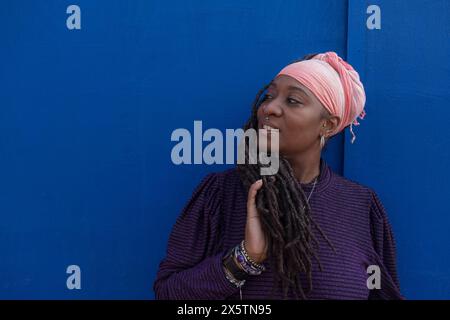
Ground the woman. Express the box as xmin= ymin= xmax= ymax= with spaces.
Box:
xmin=153 ymin=51 xmax=403 ymax=300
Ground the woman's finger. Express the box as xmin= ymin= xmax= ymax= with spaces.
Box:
xmin=247 ymin=179 xmax=263 ymax=209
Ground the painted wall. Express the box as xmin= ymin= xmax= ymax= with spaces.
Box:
xmin=0 ymin=0 xmax=448 ymax=299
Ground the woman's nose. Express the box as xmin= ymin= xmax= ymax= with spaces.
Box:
xmin=263 ymin=99 xmax=283 ymax=117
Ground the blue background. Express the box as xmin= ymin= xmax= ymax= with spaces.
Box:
xmin=0 ymin=0 xmax=448 ymax=299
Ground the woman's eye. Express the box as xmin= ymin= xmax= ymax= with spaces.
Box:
xmin=262 ymin=94 xmax=273 ymax=101
xmin=288 ymin=98 xmax=301 ymax=104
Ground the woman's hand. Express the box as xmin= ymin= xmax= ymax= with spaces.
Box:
xmin=244 ymin=179 xmax=268 ymax=264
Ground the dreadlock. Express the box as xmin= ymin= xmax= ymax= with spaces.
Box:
xmin=237 ymin=53 xmax=336 ymax=299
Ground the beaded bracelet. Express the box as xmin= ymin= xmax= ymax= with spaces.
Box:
xmin=240 ymin=240 xmax=266 ymax=270
xmin=233 ymin=245 xmax=264 ymax=276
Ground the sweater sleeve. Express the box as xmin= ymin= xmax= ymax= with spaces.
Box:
xmin=153 ymin=173 xmax=240 ymax=300
xmin=368 ymin=190 xmax=404 ymax=300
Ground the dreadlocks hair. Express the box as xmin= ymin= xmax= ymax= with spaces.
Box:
xmin=237 ymin=53 xmax=336 ymax=299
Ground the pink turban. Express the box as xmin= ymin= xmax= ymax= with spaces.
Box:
xmin=275 ymin=51 xmax=366 ymax=144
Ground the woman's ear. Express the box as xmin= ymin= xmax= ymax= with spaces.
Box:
xmin=322 ymin=115 xmax=341 ymax=137
xmin=329 ymin=115 xmax=341 ymax=133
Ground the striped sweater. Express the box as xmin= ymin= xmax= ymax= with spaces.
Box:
xmin=153 ymin=158 xmax=403 ymax=300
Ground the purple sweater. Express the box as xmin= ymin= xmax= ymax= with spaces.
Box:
xmin=153 ymin=158 xmax=403 ymax=300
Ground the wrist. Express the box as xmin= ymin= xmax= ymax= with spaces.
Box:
xmin=241 ymin=240 xmax=267 ymax=267
xmin=246 ymin=251 xmax=265 ymax=264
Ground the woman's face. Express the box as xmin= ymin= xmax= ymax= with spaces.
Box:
xmin=257 ymin=75 xmax=335 ymax=156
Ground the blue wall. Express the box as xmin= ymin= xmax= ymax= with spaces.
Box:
xmin=0 ymin=1 xmax=448 ymax=299
xmin=345 ymin=0 xmax=450 ymax=299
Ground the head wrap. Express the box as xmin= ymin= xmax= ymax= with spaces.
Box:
xmin=275 ymin=51 xmax=366 ymax=144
